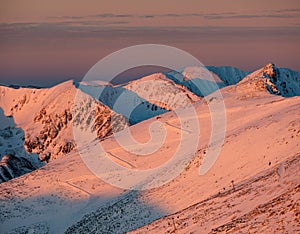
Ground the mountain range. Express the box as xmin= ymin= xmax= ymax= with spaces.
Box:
xmin=0 ymin=63 xmax=299 ymax=233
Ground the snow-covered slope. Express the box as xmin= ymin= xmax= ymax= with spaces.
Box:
xmin=124 ymin=73 xmax=199 ymax=110
xmin=206 ymin=66 xmax=249 ymax=85
xmin=0 ymin=64 xmax=299 ymax=233
xmin=131 ymin=153 xmax=300 ymax=233
xmin=235 ymin=63 xmax=300 ymax=97
xmin=1 ymin=80 xmax=299 ymax=233
xmin=166 ymin=66 xmax=248 ymax=96
xmin=0 ymin=112 xmax=44 ymax=183
xmin=77 ymin=73 xmax=200 ymax=124
xmin=0 ymin=109 xmax=43 ymax=182
xmin=0 ymin=81 xmax=128 ymax=182
xmin=64 ymin=90 xmax=300 ymax=234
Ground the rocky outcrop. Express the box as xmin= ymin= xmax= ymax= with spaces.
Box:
xmin=72 ymin=93 xmax=129 ymax=139
xmin=25 ymin=108 xmax=74 ymax=159
xmin=262 ymin=63 xmax=300 ymax=96
xmin=235 ymin=63 xmax=300 ymax=97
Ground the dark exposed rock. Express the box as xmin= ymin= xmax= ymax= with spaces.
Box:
xmin=48 ymin=126 xmax=58 ymax=139
xmin=62 ymin=142 xmax=74 ymax=154
xmin=24 ymin=137 xmax=43 ymax=153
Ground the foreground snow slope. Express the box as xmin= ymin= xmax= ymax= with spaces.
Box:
xmin=1 ymin=85 xmax=299 ymax=233
xmin=65 ymin=89 xmax=300 ymax=233
xmin=131 ymin=153 xmax=300 ymax=233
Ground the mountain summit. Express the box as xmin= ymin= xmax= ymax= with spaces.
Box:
xmin=233 ymin=63 xmax=300 ymax=97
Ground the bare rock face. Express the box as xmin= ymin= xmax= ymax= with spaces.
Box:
xmin=262 ymin=63 xmax=300 ymax=96
xmin=72 ymin=93 xmax=129 ymax=140
xmin=262 ymin=63 xmax=280 ymax=95
xmin=24 ymin=136 xmax=43 ymax=153
xmin=29 ymin=108 xmax=74 ymax=159
xmin=27 ymin=92 xmax=128 ymax=161
xmin=263 ymin=63 xmax=277 ymax=80
xmin=48 ymin=126 xmax=59 ymax=139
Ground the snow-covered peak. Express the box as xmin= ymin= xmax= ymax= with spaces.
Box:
xmin=166 ymin=66 xmax=248 ymax=96
xmin=236 ymin=63 xmax=300 ymax=97
xmin=127 ymin=73 xmax=168 ymax=83
xmin=78 ymin=73 xmax=201 ymax=124
xmin=0 ymin=80 xmax=128 ymax=182
xmin=182 ymin=66 xmax=213 ymax=81
xmin=124 ymin=72 xmax=200 ymax=110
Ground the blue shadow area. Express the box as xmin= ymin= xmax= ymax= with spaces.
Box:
xmin=75 ymin=82 xmax=168 ymax=125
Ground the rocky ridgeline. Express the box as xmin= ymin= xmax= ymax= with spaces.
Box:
xmin=25 ymin=94 xmax=128 ymax=162
xmin=234 ymin=63 xmax=300 ymax=97
xmin=261 ymin=63 xmax=300 ymax=96
xmin=262 ymin=63 xmax=282 ymax=95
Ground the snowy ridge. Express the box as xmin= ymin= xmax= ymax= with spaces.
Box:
xmin=77 ymin=73 xmax=201 ymax=124
xmin=61 ymin=92 xmax=300 ymax=234
xmin=0 ymin=64 xmax=300 ymax=233
xmin=166 ymin=66 xmax=248 ymax=96
xmin=235 ymin=63 xmax=300 ymax=97
xmin=206 ymin=65 xmax=249 ymax=85
xmin=124 ymin=73 xmax=200 ymax=110
xmin=0 ymin=81 xmax=128 ymax=181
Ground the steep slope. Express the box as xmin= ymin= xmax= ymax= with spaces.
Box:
xmin=166 ymin=66 xmax=248 ymax=96
xmin=0 ymin=108 xmax=43 ymax=182
xmin=235 ymin=63 xmax=300 ymax=97
xmin=77 ymin=73 xmax=201 ymax=124
xmin=0 ymin=81 xmax=128 ymax=181
xmin=124 ymin=73 xmax=200 ymax=110
xmin=206 ymin=66 xmax=249 ymax=85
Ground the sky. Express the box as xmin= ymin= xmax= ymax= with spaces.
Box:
xmin=0 ymin=0 xmax=300 ymax=86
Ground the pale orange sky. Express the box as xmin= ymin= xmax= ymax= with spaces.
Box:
xmin=1 ymin=0 xmax=300 ymax=27
xmin=0 ymin=0 xmax=300 ymax=86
